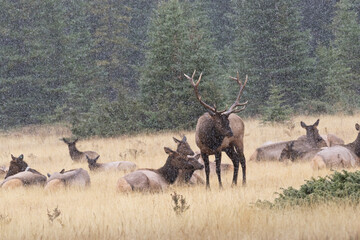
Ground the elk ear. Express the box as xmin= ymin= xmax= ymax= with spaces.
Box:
xmin=94 ymin=155 xmax=100 ymax=162
xmin=19 ymin=154 xmax=24 ymax=160
xmin=356 ymin=123 xmax=360 ymax=131
xmin=313 ymin=119 xmax=320 ymax=127
xmin=173 ymin=137 xmax=181 ymax=144
xmin=62 ymin=138 xmax=69 ymax=144
xmin=181 ymin=135 xmax=187 ymax=142
xmin=60 ymin=169 xmax=65 ymax=174
xmin=74 ymin=138 xmax=79 ymax=143
xmin=86 ymin=155 xmax=91 ymax=161
xmin=11 ymin=154 xmax=16 ymax=160
xmin=47 ymin=173 xmax=51 ymax=178
xmin=164 ymin=147 xmax=175 ymax=155
xmin=300 ymin=121 xmax=306 ymax=129
xmin=189 ymin=153 xmax=200 ymax=161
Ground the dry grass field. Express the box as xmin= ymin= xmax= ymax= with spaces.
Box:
xmin=0 ymin=114 xmax=359 ymax=240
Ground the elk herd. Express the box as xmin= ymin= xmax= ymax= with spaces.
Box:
xmin=0 ymin=71 xmax=359 ymax=193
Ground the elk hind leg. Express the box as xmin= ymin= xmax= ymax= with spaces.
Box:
xmin=225 ymin=147 xmax=240 ymax=186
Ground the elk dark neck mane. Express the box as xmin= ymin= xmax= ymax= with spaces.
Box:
xmin=69 ymin=146 xmax=83 ymax=160
xmin=198 ymin=114 xmax=225 ymax=152
xmin=305 ymin=130 xmax=320 ymax=147
xmin=346 ymin=132 xmax=360 ymax=157
xmin=156 ymin=158 xmax=180 ymax=184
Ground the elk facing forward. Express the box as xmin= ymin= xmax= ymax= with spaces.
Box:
xmin=62 ymin=138 xmax=99 ymax=162
xmin=185 ymin=71 xmax=248 ymax=188
xmin=5 ymin=154 xmax=28 ymax=179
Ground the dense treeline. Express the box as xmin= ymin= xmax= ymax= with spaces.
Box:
xmin=0 ymin=0 xmax=359 ymax=136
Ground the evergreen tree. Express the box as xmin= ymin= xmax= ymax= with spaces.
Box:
xmin=328 ymin=0 xmax=360 ymax=110
xmin=261 ymin=84 xmax=292 ymax=123
xmin=140 ymin=0 xmax=222 ymax=130
xmin=230 ymin=0 xmax=314 ymax=114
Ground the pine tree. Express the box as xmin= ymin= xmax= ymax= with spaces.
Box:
xmin=140 ymin=0 xmax=222 ymax=130
xmin=328 ymin=0 xmax=360 ymax=110
xmin=230 ymin=0 xmax=314 ymax=115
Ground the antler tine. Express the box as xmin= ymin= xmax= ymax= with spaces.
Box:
xmin=184 ymin=71 xmax=216 ymax=113
xmin=223 ymin=74 xmax=249 ymax=116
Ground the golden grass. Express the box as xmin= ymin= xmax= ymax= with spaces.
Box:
xmin=0 ymin=114 xmax=359 ymax=239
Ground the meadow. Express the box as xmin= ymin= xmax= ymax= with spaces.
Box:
xmin=0 ymin=114 xmax=359 ymax=240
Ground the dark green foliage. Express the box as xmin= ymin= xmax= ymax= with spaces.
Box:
xmin=230 ymin=0 xmax=315 ymax=115
xmin=261 ymin=84 xmax=292 ymax=123
xmin=0 ymin=0 xmax=360 ymax=136
xmin=256 ymin=170 xmax=360 ymax=208
xmin=139 ymin=0 xmax=223 ymax=131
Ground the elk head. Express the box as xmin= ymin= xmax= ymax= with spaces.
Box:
xmin=62 ymin=138 xmax=78 ymax=148
xmin=300 ymin=119 xmax=326 ymax=147
xmin=86 ymin=155 xmax=100 ymax=166
xmin=173 ymin=136 xmax=194 ymax=156
xmin=164 ymin=147 xmax=197 ymax=170
xmin=5 ymin=154 xmax=28 ymax=179
xmin=184 ymin=70 xmax=248 ymax=138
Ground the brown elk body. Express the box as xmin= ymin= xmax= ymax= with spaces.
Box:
xmin=117 ymin=147 xmax=203 ymax=192
xmin=185 ymin=71 xmax=248 ymax=188
xmin=1 ymin=169 xmax=47 ymax=189
xmin=312 ymin=123 xmax=360 ymax=170
xmin=62 ymin=138 xmax=99 ymax=162
xmin=45 ymin=168 xmax=90 ymax=191
xmin=87 ymin=155 xmax=137 ymax=172
xmin=279 ymin=119 xmax=327 ymax=162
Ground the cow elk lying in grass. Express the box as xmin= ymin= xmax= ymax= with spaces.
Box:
xmin=251 ymin=119 xmax=329 ymax=162
xmin=45 ymin=168 xmax=90 ymax=191
xmin=185 ymin=71 xmax=248 ymax=188
xmin=62 ymin=138 xmax=99 ymax=162
xmin=86 ymin=155 xmax=137 ymax=172
xmin=1 ymin=154 xmax=46 ymax=189
xmin=117 ymin=147 xmax=203 ymax=193
xmin=312 ymin=123 xmax=360 ymax=170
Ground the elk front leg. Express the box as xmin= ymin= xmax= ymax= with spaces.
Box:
xmin=215 ymin=152 xmax=223 ymax=188
xmin=201 ymin=153 xmax=211 ymax=189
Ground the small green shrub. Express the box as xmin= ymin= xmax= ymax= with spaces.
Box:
xmin=171 ymin=192 xmax=190 ymax=215
xmin=256 ymin=170 xmax=360 ymax=208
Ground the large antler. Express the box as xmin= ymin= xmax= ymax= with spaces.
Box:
xmin=184 ymin=70 xmax=218 ymax=114
xmin=223 ymin=72 xmax=248 ymax=116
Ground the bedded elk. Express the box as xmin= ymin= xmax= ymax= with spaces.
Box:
xmin=0 ymin=169 xmax=47 ymax=189
xmin=86 ymin=155 xmax=137 ymax=172
xmin=117 ymin=147 xmax=204 ymax=192
xmin=45 ymin=168 xmax=90 ymax=191
xmin=312 ymin=123 xmax=360 ymax=170
xmin=1 ymin=154 xmax=46 ymax=188
xmin=62 ymin=138 xmax=99 ymax=162
xmin=185 ymin=71 xmax=248 ymax=188
xmin=250 ymin=120 xmax=332 ymax=162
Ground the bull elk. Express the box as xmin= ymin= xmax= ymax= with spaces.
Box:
xmin=185 ymin=71 xmax=248 ymax=188
xmin=62 ymin=138 xmax=99 ymax=162
xmin=312 ymin=123 xmax=360 ymax=169
xmin=86 ymin=155 xmax=137 ymax=172
xmin=117 ymin=147 xmax=203 ymax=192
